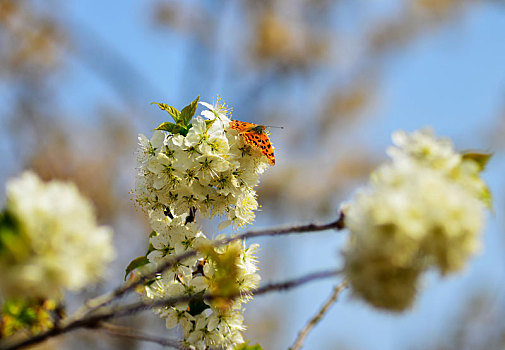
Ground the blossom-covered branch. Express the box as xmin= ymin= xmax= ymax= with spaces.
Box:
xmin=0 ymin=268 xmax=342 ymax=350
xmin=80 ymin=213 xmax=345 ymax=317
xmin=133 ymin=97 xmax=306 ymax=348
xmin=112 ymin=268 xmax=342 ymax=320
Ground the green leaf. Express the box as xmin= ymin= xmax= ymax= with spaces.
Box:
xmin=480 ymin=184 xmax=493 ymax=209
xmin=0 ymin=210 xmax=23 ymax=256
xmin=234 ymin=343 xmax=263 ymax=350
xmin=178 ymin=125 xmax=191 ymax=137
xmin=0 ymin=227 xmax=20 ymax=255
xmin=180 ymin=95 xmax=200 ymax=125
xmin=462 ymin=151 xmax=492 ymax=172
xmin=154 ymin=122 xmax=179 ymax=134
xmin=124 ymin=256 xmax=150 ymax=280
xmin=146 ymin=242 xmax=156 ymax=256
xmin=151 ymin=102 xmax=180 ymax=122
xmin=205 ymin=119 xmax=216 ymax=130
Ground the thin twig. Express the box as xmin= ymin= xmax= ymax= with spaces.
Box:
xmin=74 ymin=214 xmax=345 ymax=320
xmin=0 ymin=268 xmax=342 ymax=350
xmin=99 ymin=322 xmax=188 ymax=349
xmin=288 ymin=280 xmax=349 ymax=350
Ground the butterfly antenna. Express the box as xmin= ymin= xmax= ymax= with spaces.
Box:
xmin=264 ymin=125 xmax=284 ymax=129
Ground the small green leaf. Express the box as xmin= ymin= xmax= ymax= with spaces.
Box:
xmin=178 ymin=125 xmax=190 ymax=137
xmin=144 ymin=232 xmax=158 ymax=257
xmin=205 ymin=119 xmax=216 ymax=130
xmin=176 ymin=118 xmax=187 ymax=127
xmin=462 ymin=151 xmax=492 ymax=172
xmin=480 ymin=184 xmax=493 ymax=209
xmin=151 ymin=102 xmax=180 ymax=122
xmin=180 ymin=95 xmax=200 ymax=125
xmin=234 ymin=343 xmax=263 ymax=350
xmin=124 ymin=256 xmax=150 ymax=280
xmin=0 ymin=210 xmax=24 ymax=256
xmin=146 ymin=242 xmax=156 ymax=256
xmin=154 ymin=122 xmax=179 ymax=134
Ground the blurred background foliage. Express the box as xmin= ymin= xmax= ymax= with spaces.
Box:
xmin=1 ymin=0 xmax=505 ymax=349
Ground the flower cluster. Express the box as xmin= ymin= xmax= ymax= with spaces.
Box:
xmin=343 ymin=129 xmax=490 ymax=311
xmin=134 ymin=98 xmax=268 ymax=349
xmin=136 ymin=100 xmax=269 ymax=229
xmin=0 ymin=171 xmax=115 ymax=300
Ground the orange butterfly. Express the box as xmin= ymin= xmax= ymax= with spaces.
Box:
xmin=229 ymin=120 xmax=276 ymax=165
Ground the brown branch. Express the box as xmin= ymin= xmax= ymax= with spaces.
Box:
xmin=0 ymin=268 xmax=342 ymax=350
xmin=99 ymin=322 xmax=188 ymax=349
xmin=288 ymin=280 xmax=349 ymax=350
xmin=82 ymin=269 xmax=343 ymax=325
xmin=74 ymin=214 xmax=345 ymax=319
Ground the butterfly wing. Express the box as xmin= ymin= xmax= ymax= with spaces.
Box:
xmin=230 ymin=120 xmax=257 ymax=132
xmin=242 ymin=132 xmax=275 ymax=166
xmin=257 ymin=133 xmax=275 ymax=165
xmin=241 ymin=132 xmax=255 ymax=145
xmin=230 ymin=120 xmax=276 ymax=165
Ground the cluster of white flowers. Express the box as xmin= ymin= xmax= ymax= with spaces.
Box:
xmin=0 ymin=171 xmax=115 ymax=299
xmin=344 ymin=129 xmax=490 ymax=311
xmin=136 ymin=101 xmax=269 ymax=229
xmin=135 ymin=100 xmax=268 ymax=349
xmin=387 ymin=129 xmax=490 ymax=205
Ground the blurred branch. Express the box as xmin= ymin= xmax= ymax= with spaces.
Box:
xmin=99 ymin=322 xmax=188 ymax=349
xmin=288 ymin=279 xmax=348 ymax=350
xmin=1 ymin=268 xmax=343 ymax=350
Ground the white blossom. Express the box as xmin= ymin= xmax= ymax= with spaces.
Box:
xmin=387 ymin=128 xmax=461 ymax=172
xmin=137 ymin=99 xmax=269 ymax=348
xmin=135 ymin=100 xmax=269 ymax=226
xmin=344 ymin=130 xmax=489 ymax=311
xmin=0 ymin=172 xmax=114 ymax=299
xmin=387 ymin=128 xmax=489 ymax=205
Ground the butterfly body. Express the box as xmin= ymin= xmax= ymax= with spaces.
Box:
xmin=248 ymin=125 xmax=266 ymax=134
xmin=229 ymin=120 xmax=275 ymax=165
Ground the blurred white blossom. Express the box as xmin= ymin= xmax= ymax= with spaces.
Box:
xmin=344 ymin=129 xmax=489 ymax=311
xmin=0 ymin=171 xmax=115 ymax=299
xmin=387 ymin=128 xmax=490 ymax=205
